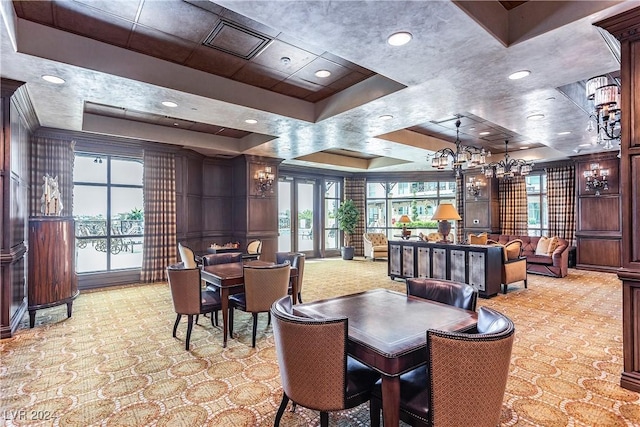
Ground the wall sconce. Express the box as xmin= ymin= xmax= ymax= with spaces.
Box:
xmin=583 ymin=163 xmax=609 ymax=196
xmin=466 ymin=177 xmax=485 ymax=200
xmin=254 ymin=166 xmax=275 ymax=197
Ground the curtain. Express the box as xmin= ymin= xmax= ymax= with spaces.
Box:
xmin=140 ymin=150 xmax=177 ymax=282
xmin=499 ymin=176 xmax=528 ymax=235
xmin=344 ymin=177 xmax=366 ymax=257
xmin=456 ymin=174 xmax=464 ymax=243
xmin=29 ymin=135 xmax=75 ymax=217
xmin=547 ymin=165 xmax=576 ymax=246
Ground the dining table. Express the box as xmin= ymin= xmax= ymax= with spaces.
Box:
xmin=292 ymin=288 xmax=478 ymax=427
xmin=201 ymin=260 xmax=299 ymax=347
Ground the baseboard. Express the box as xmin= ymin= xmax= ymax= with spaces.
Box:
xmin=620 ymin=371 xmax=640 ymax=393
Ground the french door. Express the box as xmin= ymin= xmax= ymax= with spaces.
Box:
xmin=278 ymin=179 xmax=316 ymax=257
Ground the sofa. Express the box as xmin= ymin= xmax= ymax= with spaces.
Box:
xmin=363 ymin=232 xmax=388 ymax=260
xmin=487 ymin=234 xmax=569 ymax=278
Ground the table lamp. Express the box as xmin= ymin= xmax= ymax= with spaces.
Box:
xmin=398 ymin=214 xmax=412 ymax=238
xmin=431 ymin=203 xmax=461 ymax=243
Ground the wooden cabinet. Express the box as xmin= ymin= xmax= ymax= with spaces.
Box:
xmin=28 ymin=217 xmax=79 ymax=327
xmin=463 ymin=172 xmax=499 ymax=236
xmin=388 ymin=240 xmax=502 ymax=297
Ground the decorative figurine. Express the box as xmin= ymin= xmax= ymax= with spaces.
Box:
xmin=41 ymin=174 xmax=63 ymax=215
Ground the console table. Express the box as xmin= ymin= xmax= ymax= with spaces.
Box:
xmin=388 ymin=240 xmax=502 ymax=297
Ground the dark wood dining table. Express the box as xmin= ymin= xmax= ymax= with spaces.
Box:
xmin=200 ymin=260 xmax=299 ymax=347
xmin=292 ymin=288 xmax=478 ymax=427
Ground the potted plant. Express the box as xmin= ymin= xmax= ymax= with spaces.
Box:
xmin=336 ymin=199 xmax=360 ymax=260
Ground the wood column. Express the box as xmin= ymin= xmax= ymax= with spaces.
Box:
xmin=596 ymin=7 xmax=640 ymax=393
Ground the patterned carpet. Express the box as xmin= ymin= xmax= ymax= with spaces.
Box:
xmin=1 ymin=258 xmax=640 ymax=427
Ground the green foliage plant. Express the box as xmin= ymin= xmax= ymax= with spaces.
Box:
xmin=336 ymin=199 xmax=360 ymax=247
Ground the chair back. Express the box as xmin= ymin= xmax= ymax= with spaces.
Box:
xmin=178 ymin=243 xmax=198 ymax=268
xmin=271 ymin=301 xmax=348 ymax=411
xmin=406 ymin=278 xmax=478 ymax=311
xmin=275 ymin=252 xmax=305 ymax=287
xmin=246 ymin=239 xmax=262 ymax=255
xmin=166 ymin=263 xmax=201 ymax=315
xmin=427 ymin=307 xmax=514 ymax=427
xmin=243 ymin=262 xmax=291 ymax=313
xmin=201 ymin=252 xmax=242 ymax=266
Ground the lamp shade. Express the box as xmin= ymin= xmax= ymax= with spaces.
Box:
xmin=431 ymin=203 xmax=461 ymax=221
xmin=398 ymin=214 xmax=411 ymax=224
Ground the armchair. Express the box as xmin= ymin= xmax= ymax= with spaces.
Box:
xmin=276 ymin=252 xmax=305 ymax=303
xmin=363 ymin=232 xmax=389 ymax=260
xmin=406 ymin=278 xmax=478 ymax=311
xmin=500 ymin=239 xmax=527 ymax=294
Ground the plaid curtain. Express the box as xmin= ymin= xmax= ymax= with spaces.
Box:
xmin=344 ymin=177 xmax=366 ymax=257
xmin=456 ymin=174 xmax=464 ymax=243
xmin=499 ymin=176 xmax=528 ymax=235
xmin=547 ymin=165 xmax=576 ymax=246
xmin=140 ymin=150 xmax=177 ymax=282
xmin=29 ymin=135 xmax=75 ymax=217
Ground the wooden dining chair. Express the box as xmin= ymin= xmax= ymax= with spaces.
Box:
xmin=177 ymin=242 xmax=198 ymax=268
xmin=228 ymin=262 xmax=291 ymax=347
xmin=271 ymin=296 xmax=381 ymax=427
xmin=166 ymin=263 xmax=222 ymax=350
xmin=369 ymin=306 xmax=515 ymax=426
xmin=406 ymin=278 xmax=478 ymax=311
xmin=275 ymin=252 xmax=305 ymax=303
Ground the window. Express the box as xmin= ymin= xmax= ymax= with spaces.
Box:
xmin=324 ymin=180 xmax=341 ymax=250
xmin=73 ymin=153 xmax=144 ymax=273
xmin=526 ymin=173 xmax=547 ymax=236
xmin=366 ymin=179 xmax=456 ymax=238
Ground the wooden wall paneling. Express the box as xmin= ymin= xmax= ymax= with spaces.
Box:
xmin=596 ymin=6 xmax=640 ymax=392
xmin=577 ymin=196 xmax=622 ymax=232
xmin=576 ymin=237 xmax=622 ymax=270
xmin=248 ymin=197 xmax=278 ymax=232
xmin=463 ymin=172 xmax=499 ymax=235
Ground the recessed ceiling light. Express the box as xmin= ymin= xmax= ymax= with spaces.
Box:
xmin=245 ymin=119 xmax=258 ymax=124
xmin=508 ymin=70 xmax=531 ymax=80
xmin=315 ymin=70 xmax=331 ymax=78
xmin=479 ymin=131 xmax=490 ymax=136
xmin=387 ymin=31 xmax=412 ymax=46
xmin=379 ymin=114 xmax=393 ymax=121
xmin=162 ymin=101 xmax=178 ymax=108
xmin=527 ymin=113 xmax=545 ymax=121
xmin=42 ymin=75 xmax=65 ymax=84
xmin=557 ymin=131 xmax=571 ymax=135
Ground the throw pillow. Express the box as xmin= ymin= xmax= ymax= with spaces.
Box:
xmin=547 ymin=236 xmax=559 ymax=255
xmin=468 ymin=232 xmax=488 ymax=245
xmin=535 ymin=236 xmax=551 ymax=256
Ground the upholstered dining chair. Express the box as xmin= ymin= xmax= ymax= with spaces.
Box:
xmin=271 ymin=296 xmax=381 ymax=427
xmin=166 ymin=263 xmax=222 ymax=350
xmin=405 ymin=278 xmax=478 ymax=311
xmin=275 ymin=252 xmax=306 ymax=303
xmin=178 ymin=242 xmax=199 ymax=268
xmin=228 ymin=262 xmax=291 ymax=347
xmin=246 ymin=239 xmax=262 ymax=257
xmin=370 ymin=306 xmax=515 ymax=427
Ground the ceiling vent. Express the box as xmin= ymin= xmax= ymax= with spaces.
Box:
xmin=203 ymin=19 xmax=272 ymax=60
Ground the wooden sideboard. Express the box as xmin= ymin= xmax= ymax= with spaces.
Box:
xmin=388 ymin=240 xmax=503 ymax=298
xmin=28 ymin=217 xmax=79 ymax=327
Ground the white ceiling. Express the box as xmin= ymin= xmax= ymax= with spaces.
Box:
xmin=1 ymin=0 xmax=637 ymax=172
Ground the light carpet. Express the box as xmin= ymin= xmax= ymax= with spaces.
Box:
xmin=1 ymin=258 xmax=640 ymax=426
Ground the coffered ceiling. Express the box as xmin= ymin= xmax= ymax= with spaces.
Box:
xmin=1 ymin=0 xmax=636 ymax=173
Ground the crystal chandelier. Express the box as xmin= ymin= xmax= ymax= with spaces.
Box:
xmin=482 ymin=140 xmax=533 ymax=179
xmin=430 ymin=118 xmax=490 ymax=176
xmin=586 ymin=75 xmax=621 ymax=150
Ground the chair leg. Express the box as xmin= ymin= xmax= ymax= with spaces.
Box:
xmin=186 ymin=314 xmax=194 ymax=351
xmin=297 ymin=293 xmax=303 ymax=304
xmin=252 ymin=313 xmax=258 ymax=348
xmin=291 ymin=402 xmax=297 ymax=413
xmin=173 ymin=314 xmax=181 ymax=338
xmin=503 ymin=284 xmax=507 ymax=294
xmin=524 ymin=277 xmax=528 ymax=288
xmin=214 ymin=310 xmax=219 ymax=326
xmin=210 ymin=311 xmax=215 ymax=327
xmin=320 ymin=411 xmax=329 ymax=427
xmin=267 ymin=311 xmax=271 ymax=326
xmin=229 ymin=307 xmax=234 ymax=336
xmin=274 ymin=393 xmax=290 ymax=427
xmin=195 ymin=314 xmax=199 ymax=325
xmin=370 ymin=397 xmax=381 ymax=427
